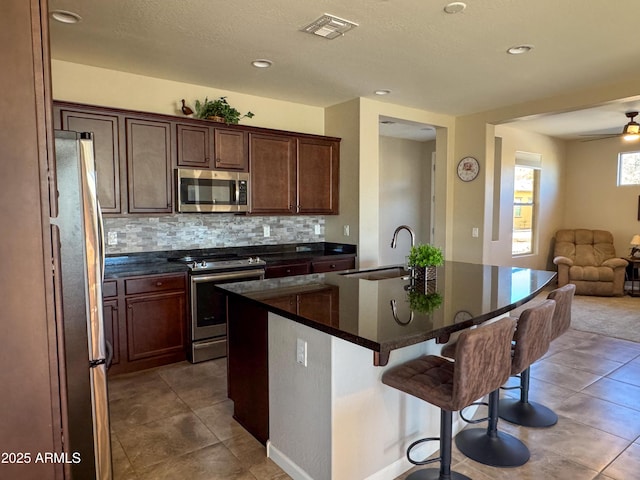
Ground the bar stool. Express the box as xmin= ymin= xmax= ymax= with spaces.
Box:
xmin=453 ymin=299 xmax=556 ymax=467
xmin=498 ymin=284 xmax=576 ymax=427
xmin=381 ymin=317 xmax=516 ymax=480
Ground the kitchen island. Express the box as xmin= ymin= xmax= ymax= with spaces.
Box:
xmin=219 ymin=262 xmax=556 ymax=480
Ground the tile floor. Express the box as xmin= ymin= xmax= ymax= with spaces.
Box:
xmin=110 ymin=328 xmax=640 ymax=480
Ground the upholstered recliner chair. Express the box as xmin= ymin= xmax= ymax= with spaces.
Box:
xmin=553 ymin=229 xmax=627 ymax=296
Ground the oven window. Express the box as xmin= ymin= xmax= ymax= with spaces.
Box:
xmin=194 ymin=281 xmax=227 ymax=329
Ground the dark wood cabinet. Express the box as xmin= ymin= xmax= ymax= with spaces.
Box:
xmin=249 ymin=132 xmax=297 ymax=214
xmin=176 ymin=123 xmax=248 ymax=171
xmin=58 ymin=108 xmax=122 ymax=213
xmin=53 ymin=101 xmax=340 ymax=216
xmin=126 ymin=291 xmax=186 ymax=361
xmin=297 ymin=137 xmax=340 ymax=214
xmin=249 ymin=133 xmax=340 ymax=214
xmin=102 ymin=298 xmax=121 ymax=366
xmin=126 ymin=118 xmax=173 ymax=213
xmin=311 ymin=256 xmax=355 ymax=273
xmin=177 ymin=123 xmax=211 ymax=168
xmin=264 ymin=255 xmax=355 ymax=279
xmin=265 ymin=261 xmax=311 ymax=278
xmin=105 ymin=273 xmax=187 ymax=375
xmin=214 ymin=128 xmax=248 ymax=170
xmin=227 ymin=295 xmax=269 ymax=444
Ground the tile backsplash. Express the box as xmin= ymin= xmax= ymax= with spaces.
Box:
xmin=104 ymin=214 xmax=325 ymax=254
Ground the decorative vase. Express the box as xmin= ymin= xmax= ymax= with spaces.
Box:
xmin=413 ymin=266 xmax=437 ymax=294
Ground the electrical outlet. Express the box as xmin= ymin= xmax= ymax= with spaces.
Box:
xmin=472 ymin=227 xmax=479 ymax=238
xmin=314 ymin=224 xmax=321 ymax=235
xmin=107 ymin=231 xmax=118 ymax=245
xmin=296 ymin=338 xmax=307 ymax=367
xmin=343 ymin=225 xmax=350 ymax=236
xmin=263 ymin=225 xmax=270 ymax=237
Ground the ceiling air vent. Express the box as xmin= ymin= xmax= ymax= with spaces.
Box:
xmin=302 ymin=13 xmax=358 ymax=39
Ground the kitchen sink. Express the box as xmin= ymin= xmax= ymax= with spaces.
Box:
xmin=341 ymin=266 xmax=411 ymax=281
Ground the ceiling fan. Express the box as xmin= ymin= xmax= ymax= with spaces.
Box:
xmin=580 ymin=111 xmax=640 ymax=142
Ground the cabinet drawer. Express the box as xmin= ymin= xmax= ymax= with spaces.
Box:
xmin=125 ymin=274 xmax=186 ymax=295
xmin=103 ymin=280 xmax=118 ymax=298
xmin=311 ymin=257 xmax=355 ymax=273
xmin=265 ymin=262 xmax=311 ymax=279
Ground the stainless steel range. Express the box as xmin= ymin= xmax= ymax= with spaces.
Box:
xmin=173 ymin=255 xmax=266 ymax=362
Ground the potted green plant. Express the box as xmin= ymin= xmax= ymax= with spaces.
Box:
xmin=407 ymin=243 xmax=444 ymax=293
xmin=194 ymin=96 xmax=255 ymax=124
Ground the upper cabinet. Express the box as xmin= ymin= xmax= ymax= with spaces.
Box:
xmin=249 ymin=134 xmax=340 ymax=215
xmin=249 ymin=133 xmax=297 ymax=214
xmin=58 ymin=109 xmax=122 ymax=213
xmin=176 ymin=123 xmax=210 ymax=168
xmin=125 ymin=118 xmax=173 ymax=213
xmin=297 ymin=137 xmax=339 ymax=214
xmin=176 ymin=122 xmax=248 ymax=171
xmin=53 ymin=101 xmax=340 ymax=216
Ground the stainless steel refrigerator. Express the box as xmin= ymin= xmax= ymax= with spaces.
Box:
xmin=52 ymin=130 xmax=112 ymax=479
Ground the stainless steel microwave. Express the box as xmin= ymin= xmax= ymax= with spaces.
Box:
xmin=176 ymin=168 xmax=249 ymax=213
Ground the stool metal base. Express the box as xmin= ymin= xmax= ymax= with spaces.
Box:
xmin=406 ymin=468 xmax=472 ymax=480
xmin=498 ymin=397 xmax=558 ymax=428
xmin=455 ymin=428 xmax=530 ymax=467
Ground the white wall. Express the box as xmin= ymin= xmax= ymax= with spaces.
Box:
xmin=378 ymin=136 xmax=435 ymax=266
xmin=51 ymin=60 xmax=325 ymax=135
xmin=564 ymin=137 xmax=640 ymax=256
xmin=490 ymin=125 xmax=567 ymax=270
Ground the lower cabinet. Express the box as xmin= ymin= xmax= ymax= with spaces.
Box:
xmin=103 ymin=272 xmax=187 ymax=375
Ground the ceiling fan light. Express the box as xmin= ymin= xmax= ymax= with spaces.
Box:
xmin=623 ymin=122 xmax=640 ymax=135
xmin=623 ymin=133 xmax=640 ymax=141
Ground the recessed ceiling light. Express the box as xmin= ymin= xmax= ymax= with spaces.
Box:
xmin=50 ymin=9 xmax=82 ymax=24
xmin=252 ymin=59 xmax=273 ymax=68
xmin=375 ymin=89 xmax=391 ymax=96
xmin=444 ymin=2 xmax=467 ymax=14
xmin=507 ymin=45 xmax=534 ymax=55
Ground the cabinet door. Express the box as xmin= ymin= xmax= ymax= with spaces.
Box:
xmin=311 ymin=256 xmax=355 ymax=273
xmin=214 ymin=128 xmax=248 ymax=171
xmin=265 ymin=261 xmax=311 ymax=278
xmin=297 ymin=138 xmax=340 ymax=214
xmin=102 ymin=298 xmax=120 ymax=366
xmin=126 ymin=292 xmax=186 ymax=361
xmin=249 ymin=133 xmax=296 ymax=214
xmin=126 ymin=118 xmax=173 ymax=213
xmin=60 ymin=110 xmax=122 ymax=213
xmin=176 ymin=123 xmax=211 ymax=168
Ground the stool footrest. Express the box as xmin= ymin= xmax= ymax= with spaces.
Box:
xmin=407 ymin=437 xmax=440 ymax=466
xmin=459 ymin=402 xmax=488 ymax=424
xmin=498 ymin=397 xmax=558 ymax=428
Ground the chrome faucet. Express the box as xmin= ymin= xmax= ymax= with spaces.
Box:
xmin=390 ymin=225 xmax=416 ymax=249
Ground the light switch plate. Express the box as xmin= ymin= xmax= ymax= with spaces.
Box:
xmin=314 ymin=224 xmax=321 ymax=235
xmin=263 ymin=225 xmax=270 ymax=237
xmin=107 ymin=231 xmax=118 ymax=245
xmin=296 ymin=338 xmax=307 ymax=367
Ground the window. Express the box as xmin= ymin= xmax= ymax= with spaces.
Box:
xmin=618 ymin=151 xmax=640 ymax=186
xmin=512 ymin=166 xmax=537 ymax=255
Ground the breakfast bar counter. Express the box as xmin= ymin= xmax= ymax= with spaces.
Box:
xmin=218 ymin=262 xmax=556 ymax=480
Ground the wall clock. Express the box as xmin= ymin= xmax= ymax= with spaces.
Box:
xmin=454 ymin=311 xmax=473 ymax=323
xmin=457 ymin=156 xmax=480 ymax=182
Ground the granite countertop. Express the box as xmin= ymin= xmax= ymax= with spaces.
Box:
xmin=217 ymin=262 xmax=557 ymax=363
xmin=104 ymin=242 xmax=357 ymax=279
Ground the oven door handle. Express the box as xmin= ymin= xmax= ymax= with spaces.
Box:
xmin=190 ymin=269 xmax=265 ymax=283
